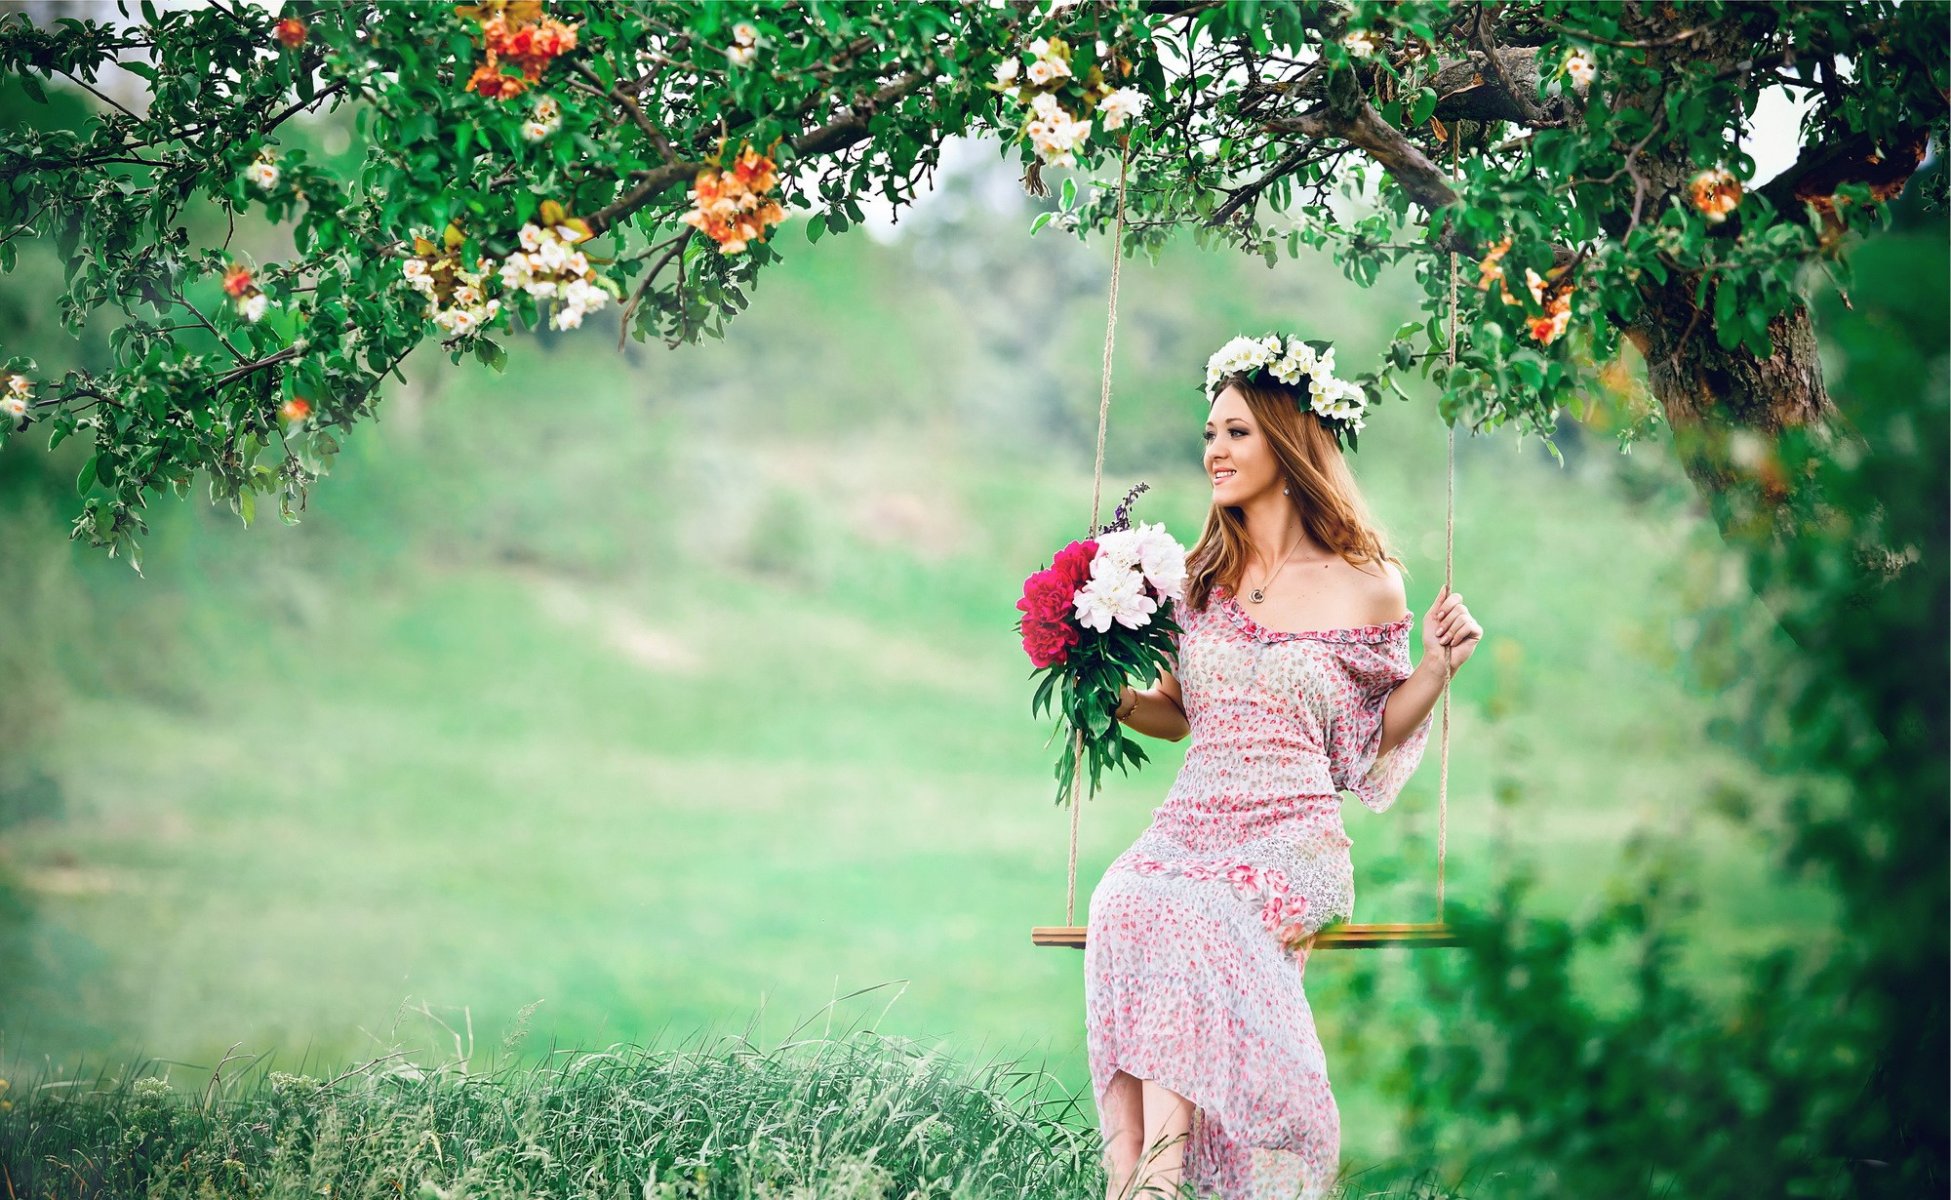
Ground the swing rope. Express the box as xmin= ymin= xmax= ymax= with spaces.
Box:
xmin=1049 ymin=127 xmax=1460 ymax=946
xmin=1066 ymin=133 xmax=1134 ymax=928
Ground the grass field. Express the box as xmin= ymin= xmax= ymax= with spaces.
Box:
xmin=0 ymin=217 xmax=1830 ymax=1173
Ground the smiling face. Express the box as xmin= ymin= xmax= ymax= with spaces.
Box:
xmin=1204 ymin=383 xmax=1285 ymax=504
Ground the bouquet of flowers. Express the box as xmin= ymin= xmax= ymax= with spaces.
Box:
xmin=1016 ymin=484 xmax=1188 ymax=806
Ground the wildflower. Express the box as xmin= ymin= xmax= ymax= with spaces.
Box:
xmin=274 ymin=16 xmax=306 ymax=49
xmin=1343 ymin=29 xmax=1378 ymax=58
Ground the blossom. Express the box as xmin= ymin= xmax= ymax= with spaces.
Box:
xmin=463 ymin=7 xmax=580 ymax=99
xmin=1098 ymin=86 xmax=1148 ymax=131
xmin=1343 ymin=29 xmax=1378 ymax=58
xmin=222 ymin=263 xmax=256 ymax=298
xmin=1026 ymin=58 xmax=1054 ymax=86
xmin=1 ymin=376 xmax=29 ymax=420
xmin=238 ymin=292 xmax=270 ymax=323
xmin=1225 ymin=862 xmax=1261 ymax=895
xmin=1690 ymin=167 xmax=1742 ymax=223
xmin=679 ymin=142 xmax=787 ymax=254
xmin=727 ymin=42 xmax=756 ymax=67
xmin=731 ymin=21 xmax=758 ymax=45
xmin=993 ymin=58 xmax=1019 ymax=86
xmin=1563 ymin=48 xmax=1596 ymax=89
xmin=280 ymin=397 xmax=312 ymax=424
xmin=244 ymin=157 xmax=280 ymax=191
xmin=1475 ymin=236 xmax=1513 ymax=291
xmin=274 ymin=16 xmax=306 ymax=49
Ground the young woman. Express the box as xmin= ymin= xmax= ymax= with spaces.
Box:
xmin=1084 ymin=354 xmax=1483 ymax=1200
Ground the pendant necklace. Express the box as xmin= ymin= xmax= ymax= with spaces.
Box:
xmin=1245 ymin=536 xmax=1304 ymax=604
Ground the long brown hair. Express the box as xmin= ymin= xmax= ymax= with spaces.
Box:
xmin=1184 ymin=373 xmax=1406 ymax=612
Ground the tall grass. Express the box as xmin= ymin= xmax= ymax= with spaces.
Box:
xmin=0 ymin=993 xmax=1504 ymax=1200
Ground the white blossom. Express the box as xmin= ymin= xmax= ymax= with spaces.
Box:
xmin=244 ymin=158 xmax=280 ymax=190
xmin=238 ymin=292 xmax=270 ymax=323
xmin=1098 ymin=87 xmax=1148 ymax=131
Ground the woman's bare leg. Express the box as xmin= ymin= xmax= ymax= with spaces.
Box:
xmin=1100 ymin=1069 xmax=1144 ymax=1200
xmin=1135 ymin=1079 xmax=1196 ymax=1198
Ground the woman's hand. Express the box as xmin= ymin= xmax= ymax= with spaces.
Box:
xmin=1421 ymin=584 xmax=1483 ymax=671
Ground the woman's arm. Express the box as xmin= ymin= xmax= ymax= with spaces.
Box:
xmin=1378 ymin=656 xmax=1447 ymax=759
xmin=1381 ymin=586 xmax=1483 ymax=757
xmin=1115 ymin=671 xmax=1190 ymax=742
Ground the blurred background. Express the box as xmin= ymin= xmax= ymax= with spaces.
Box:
xmin=0 ymin=97 xmax=1937 ymax=1175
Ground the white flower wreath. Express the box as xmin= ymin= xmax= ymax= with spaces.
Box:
xmin=1203 ymin=332 xmax=1370 ymax=447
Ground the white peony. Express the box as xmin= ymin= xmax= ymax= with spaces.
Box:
xmin=1132 ymin=522 xmax=1187 ymax=601
xmin=1074 ymin=568 xmax=1158 ymax=633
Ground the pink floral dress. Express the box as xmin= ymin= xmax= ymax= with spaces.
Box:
xmin=1085 ymin=582 xmax=1434 ymax=1200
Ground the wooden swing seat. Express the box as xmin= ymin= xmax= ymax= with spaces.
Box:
xmin=1031 ymin=921 xmax=1458 ymax=950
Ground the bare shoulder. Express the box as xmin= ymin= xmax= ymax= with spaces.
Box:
xmin=1344 ymin=555 xmax=1409 ymax=625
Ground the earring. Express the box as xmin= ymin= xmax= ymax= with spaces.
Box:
xmin=1282 ymin=485 xmax=1290 ymax=495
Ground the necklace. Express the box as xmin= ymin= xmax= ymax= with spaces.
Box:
xmin=1244 ymin=536 xmax=1304 ymax=604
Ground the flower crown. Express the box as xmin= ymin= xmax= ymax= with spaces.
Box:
xmin=1203 ymin=332 xmax=1370 ymax=449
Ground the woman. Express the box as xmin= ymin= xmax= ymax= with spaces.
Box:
xmin=1084 ymin=350 xmax=1483 ymax=1200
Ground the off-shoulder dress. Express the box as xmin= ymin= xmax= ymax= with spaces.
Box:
xmin=1084 ymin=582 xmax=1434 ymax=1200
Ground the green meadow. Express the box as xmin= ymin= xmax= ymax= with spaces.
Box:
xmin=0 ymin=177 xmax=1824 ymax=1173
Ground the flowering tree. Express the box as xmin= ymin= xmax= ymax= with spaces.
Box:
xmin=0 ymin=0 xmax=1943 ymax=571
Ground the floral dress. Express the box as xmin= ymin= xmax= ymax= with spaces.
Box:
xmin=1084 ymin=582 xmax=1434 ymax=1200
